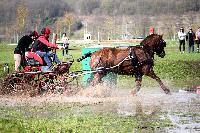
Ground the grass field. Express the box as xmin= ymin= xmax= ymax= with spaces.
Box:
xmin=0 ymin=102 xmax=173 ymax=132
xmin=0 ymin=40 xmax=200 ymax=132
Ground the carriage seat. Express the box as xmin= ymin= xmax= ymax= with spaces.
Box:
xmin=25 ymin=51 xmax=44 ymax=66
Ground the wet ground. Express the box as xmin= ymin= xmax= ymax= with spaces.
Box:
xmin=0 ymin=86 xmax=200 ymax=132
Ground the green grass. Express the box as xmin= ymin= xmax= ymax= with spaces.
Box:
xmin=154 ymin=42 xmax=200 ymax=87
xmin=0 ymin=104 xmax=172 ymax=133
xmin=0 ymin=44 xmax=15 ymax=77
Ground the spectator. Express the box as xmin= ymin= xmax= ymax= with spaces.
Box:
xmin=195 ymin=27 xmax=200 ymax=53
xmin=178 ymin=27 xmax=186 ymax=53
xmin=32 ymin=27 xmax=63 ymax=71
xmin=61 ymin=33 xmax=69 ymax=56
xmin=149 ymin=27 xmax=155 ymax=35
xmin=186 ymin=28 xmax=195 ymax=53
xmin=14 ymin=31 xmax=38 ymax=72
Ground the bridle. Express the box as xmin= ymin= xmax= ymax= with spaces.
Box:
xmin=154 ymin=39 xmax=166 ymax=58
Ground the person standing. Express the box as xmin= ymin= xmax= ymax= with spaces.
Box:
xmin=195 ymin=27 xmax=200 ymax=53
xmin=14 ymin=31 xmax=38 ymax=72
xmin=186 ymin=28 xmax=195 ymax=53
xmin=61 ymin=33 xmax=69 ymax=56
xmin=178 ymin=27 xmax=186 ymax=53
xmin=149 ymin=27 xmax=155 ymax=35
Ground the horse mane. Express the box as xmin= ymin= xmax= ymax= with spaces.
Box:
xmin=140 ymin=34 xmax=160 ymax=46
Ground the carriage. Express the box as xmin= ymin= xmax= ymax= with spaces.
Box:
xmin=1 ymin=34 xmax=170 ymax=96
xmin=1 ymin=50 xmax=79 ymax=96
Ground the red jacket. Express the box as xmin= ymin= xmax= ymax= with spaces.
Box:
xmin=32 ymin=35 xmax=58 ymax=52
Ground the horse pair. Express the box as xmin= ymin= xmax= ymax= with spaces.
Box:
xmin=78 ymin=34 xmax=171 ymax=96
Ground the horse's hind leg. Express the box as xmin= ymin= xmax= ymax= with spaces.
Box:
xmin=147 ymin=70 xmax=171 ymax=94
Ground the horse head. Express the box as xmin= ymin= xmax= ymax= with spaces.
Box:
xmin=141 ymin=34 xmax=166 ymax=58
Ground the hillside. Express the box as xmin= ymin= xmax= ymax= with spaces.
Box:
xmin=0 ymin=0 xmax=200 ymax=41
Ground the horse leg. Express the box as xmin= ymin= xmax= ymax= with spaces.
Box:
xmin=131 ymin=71 xmax=143 ymax=96
xmin=131 ymin=77 xmax=142 ymax=96
xmin=147 ymin=70 xmax=171 ymax=94
xmin=90 ymin=73 xmax=104 ymax=86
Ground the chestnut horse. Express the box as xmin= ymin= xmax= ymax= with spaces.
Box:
xmin=78 ymin=34 xmax=171 ymax=95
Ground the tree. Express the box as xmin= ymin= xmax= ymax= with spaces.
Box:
xmin=55 ymin=18 xmax=64 ymax=37
xmin=63 ymin=12 xmax=75 ymax=37
xmin=15 ymin=2 xmax=29 ymax=35
xmin=104 ymin=16 xmax=114 ymax=40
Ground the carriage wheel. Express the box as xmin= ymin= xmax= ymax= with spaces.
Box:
xmin=2 ymin=76 xmax=24 ymax=95
xmin=2 ymin=73 xmax=37 ymax=96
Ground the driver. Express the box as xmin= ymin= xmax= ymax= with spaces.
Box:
xmin=32 ymin=27 xmax=63 ymax=71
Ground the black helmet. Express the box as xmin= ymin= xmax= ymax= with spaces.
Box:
xmin=29 ymin=31 xmax=39 ymax=38
xmin=41 ymin=27 xmax=51 ymax=35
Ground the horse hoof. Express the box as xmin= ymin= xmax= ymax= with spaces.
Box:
xmin=164 ymin=89 xmax=171 ymax=95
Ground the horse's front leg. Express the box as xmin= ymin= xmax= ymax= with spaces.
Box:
xmin=131 ymin=75 xmax=142 ymax=96
xmin=147 ymin=70 xmax=171 ymax=94
xmin=90 ymin=73 xmax=104 ymax=86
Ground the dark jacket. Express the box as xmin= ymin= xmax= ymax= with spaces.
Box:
xmin=14 ymin=35 xmax=33 ymax=54
xmin=186 ymin=31 xmax=195 ymax=45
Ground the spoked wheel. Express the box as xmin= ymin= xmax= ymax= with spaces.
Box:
xmin=45 ymin=73 xmax=80 ymax=96
xmin=2 ymin=73 xmax=38 ymax=96
xmin=2 ymin=75 xmax=24 ymax=95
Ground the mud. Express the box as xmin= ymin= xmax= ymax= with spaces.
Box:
xmin=0 ymin=84 xmax=200 ymax=132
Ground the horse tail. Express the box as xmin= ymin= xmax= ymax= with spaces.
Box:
xmin=77 ymin=52 xmax=92 ymax=62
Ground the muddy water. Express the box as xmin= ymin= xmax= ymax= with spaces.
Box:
xmin=0 ymin=86 xmax=200 ymax=132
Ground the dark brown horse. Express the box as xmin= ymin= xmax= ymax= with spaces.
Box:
xmin=78 ymin=34 xmax=171 ymax=95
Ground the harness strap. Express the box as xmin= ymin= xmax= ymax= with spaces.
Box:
xmin=92 ymin=46 xmax=154 ymax=77
xmin=129 ymin=47 xmax=139 ymax=68
xmin=129 ymin=46 xmax=154 ymax=68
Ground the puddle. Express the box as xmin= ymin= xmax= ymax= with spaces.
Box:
xmin=0 ymin=87 xmax=200 ymax=132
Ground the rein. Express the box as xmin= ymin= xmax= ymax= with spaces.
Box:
xmin=129 ymin=46 xmax=154 ymax=67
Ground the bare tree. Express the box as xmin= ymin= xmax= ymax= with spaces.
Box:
xmin=63 ymin=12 xmax=75 ymax=37
xmin=1 ymin=0 xmax=200 ymax=42
xmin=15 ymin=2 xmax=29 ymax=36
